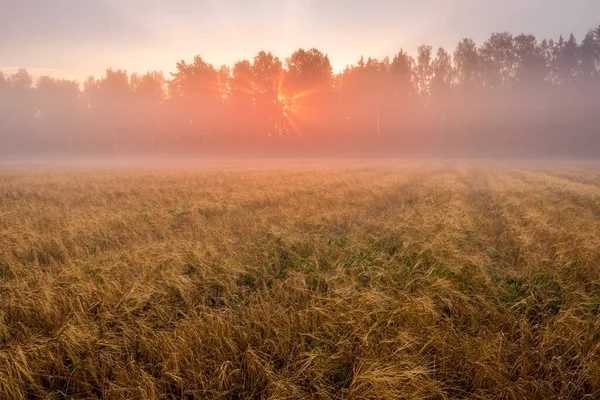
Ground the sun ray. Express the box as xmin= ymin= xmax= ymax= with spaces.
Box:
xmin=282 ymin=112 xmax=303 ymax=138
xmin=292 ymin=88 xmax=318 ymax=100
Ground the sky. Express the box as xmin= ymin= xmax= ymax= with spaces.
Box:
xmin=1 ymin=0 xmax=599 ymax=82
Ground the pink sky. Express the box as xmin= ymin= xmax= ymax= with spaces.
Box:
xmin=1 ymin=0 xmax=598 ymax=82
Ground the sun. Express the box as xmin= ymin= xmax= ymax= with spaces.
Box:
xmin=277 ymin=93 xmax=296 ymax=116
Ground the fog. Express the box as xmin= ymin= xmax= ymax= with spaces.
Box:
xmin=1 ymin=29 xmax=600 ymax=160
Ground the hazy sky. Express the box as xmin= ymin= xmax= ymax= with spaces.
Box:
xmin=1 ymin=0 xmax=598 ymax=81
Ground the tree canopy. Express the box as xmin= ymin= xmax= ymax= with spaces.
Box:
xmin=2 ymin=25 xmax=600 ymax=157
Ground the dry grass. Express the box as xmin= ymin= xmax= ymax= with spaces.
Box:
xmin=1 ymin=160 xmax=600 ymax=399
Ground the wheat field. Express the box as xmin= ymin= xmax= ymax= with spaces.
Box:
xmin=1 ymin=161 xmax=600 ymax=399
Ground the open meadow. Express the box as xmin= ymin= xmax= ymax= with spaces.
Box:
xmin=1 ymin=160 xmax=600 ymax=399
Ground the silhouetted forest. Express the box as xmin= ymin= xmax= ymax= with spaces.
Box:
xmin=2 ymin=27 xmax=600 ymax=158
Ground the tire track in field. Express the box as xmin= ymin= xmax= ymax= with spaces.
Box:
xmin=327 ymin=161 xmax=489 ymax=272
xmin=507 ymin=166 xmax=600 ymax=216
xmin=512 ymin=162 xmax=600 ymax=188
xmin=255 ymin=162 xmax=447 ymax=251
xmin=483 ymin=165 xmax=600 ymax=277
xmin=231 ymin=162 xmax=431 ymax=223
xmin=504 ymin=165 xmax=600 ymax=238
xmin=459 ymin=163 xmax=528 ymax=275
xmin=392 ymin=162 xmax=485 ymax=270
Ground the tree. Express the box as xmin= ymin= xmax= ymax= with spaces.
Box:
xmin=580 ymin=31 xmax=599 ymax=83
xmin=81 ymin=76 xmax=101 ymax=146
xmin=454 ymin=38 xmax=480 ymax=89
xmin=169 ymin=56 xmax=219 ymax=102
xmin=35 ymin=77 xmax=80 ymax=115
xmin=252 ymin=51 xmax=282 ymax=99
xmin=282 ymin=48 xmax=334 ymax=139
xmin=0 ymin=69 xmax=35 ymax=153
xmin=0 ymin=71 xmax=7 ymax=136
xmin=414 ymin=45 xmax=433 ymax=96
xmin=7 ymin=68 xmax=34 ymax=112
xmin=93 ymin=69 xmax=133 ymax=153
xmin=431 ymin=47 xmax=454 ymax=103
xmin=7 ymin=69 xmax=34 ymax=122
xmin=98 ymin=69 xmax=130 ymax=97
xmin=514 ymin=34 xmax=547 ymax=86
xmin=284 ymin=48 xmax=333 ymax=95
xmin=252 ymin=51 xmax=283 ymax=137
xmin=338 ymin=56 xmax=391 ymax=140
xmin=35 ymin=76 xmax=81 ymax=153
xmin=217 ymin=65 xmax=231 ymax=100
xmin=230 ymin=60 xmax=254 ymax=107
xmin=226 ymin=60 xmax=256 ymax=141
xmin=552 ymin=34 xmax=580 ymax=85
xmin=390 ymin=50 xmax=414 ymax=98
xmin=480 ymin=32 xmax=516 ymax=90
xmin=131 ymin=71 xmax=166 ymax=152
xmin=134 ymin=71 xmax=166 ymax=102
xmin=388 ymin=50 xmax=416 ymax=143
xmin=0 ymin=71 xmax=6 ymax=110
xmin=168 ymin=56 xmax=220 ymax=148
xmin=8 ymin=68 xmax=33 ymax=90
xmin=83 ymin=76 xmax=99 ymax=106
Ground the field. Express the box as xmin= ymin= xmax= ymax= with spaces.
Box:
xmin=1 ymin=160 xmax=600 ymax=399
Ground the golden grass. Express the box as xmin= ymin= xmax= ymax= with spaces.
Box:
xmin=1 ymin=161 xmax=600 ymax=399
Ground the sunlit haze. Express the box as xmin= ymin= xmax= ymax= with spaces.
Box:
xmin=2 ymin=0 xmax=599 ymax=80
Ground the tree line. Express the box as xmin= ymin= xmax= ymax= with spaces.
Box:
xmin=1 ymin=26 xmax=600 ymax=158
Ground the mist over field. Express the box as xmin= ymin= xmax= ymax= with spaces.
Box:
xmin=2 ymin=26 xmax=600 ymax=159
